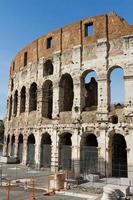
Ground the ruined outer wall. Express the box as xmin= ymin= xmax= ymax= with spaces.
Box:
xmin=10 ymin=13 xmax=133 ymax=76
xmin=4 ymin=13 xmax=133 ymax=177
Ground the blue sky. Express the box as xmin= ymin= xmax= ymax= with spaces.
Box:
xmin=0 ymin=0 xmax=132 ymax=119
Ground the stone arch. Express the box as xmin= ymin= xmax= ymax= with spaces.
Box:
xmin=18 ymin=134 xmax=23 ymax=163
xmin=6 ymin=134 xmax=10 ymax=156
xmin=108 ymin=133 xmax=127 ymax=177
xmin=13 ymin=90 xmax=18 ymax=117
xmin=27 ymin=134 xmax=36 ymax=166
xmin=11 ymin=134 xmax=15 ymax=156
xmin=43 ymin=59 xmax=53 ymax=76
xmin=40 ymin=133 xmax=52 ymax=168
xmin=59 ymin=73 xmax=74 ymax=112
xmin=42 ymin=80 xmax=53 ymax=119
xmin=59 ymin=132 xmax=72 ymax=170
xmin=107 ymin=66 xmax=124 ymax=108
xmin=81 ymin=70 xmax=98 ymax=111
xmin=9 ymin=95 xmax=12 ymax=120
xmin=20 ymin=86 xmax=26 ymax=113
xmin=80 ymin=133 xmax=98 ymax=173
xmin=29 ymin=82 xmax=37 ymax=112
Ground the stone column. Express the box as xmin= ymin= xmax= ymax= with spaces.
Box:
xmin=16 ymin=93 xmax=20 ymax=117
xmin=97 ymin=76 xmax=109 ymax=121
xmin=37 ymin=86 xmax=43 ymax=120
xmin=124 ymin=74 xmax=133 ymax=117
xmin=97 ymin=128 xmax=107 ymax=177
xmin=52 ymin=81 xmax=60 ymax=119
xmin=51 ymin=128 xmax=59 ymax=173
xmin=3 ymin=139 xmax=7 ymax=156
xmin=14 ymin=135 xmax=18 ymax=157
xmin=35 ymin=132 xmax=41 ymax=168
xmin=22 ymin=135 xmax=28 ymax=165
xmin=96 ymin=38 xmax=109 ymax=122
xmin=25 ymin=87 xmax=30 ymax=115
xmin=71 ymin=128 xmax=81 ymax=178
xmin=72 ymin=45 xmax=81 ymax=121
xmin=52 ymin=51 xmax=61 ymax=119
xmin=125 ymin=133 xmax=132 ymax=178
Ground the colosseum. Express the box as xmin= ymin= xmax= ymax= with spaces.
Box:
xmin=3 ymin=12 xmax=133 ymax=178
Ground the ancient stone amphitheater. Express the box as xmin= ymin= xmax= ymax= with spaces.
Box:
xmin=3 ymin=13 xmax=133 ymax=178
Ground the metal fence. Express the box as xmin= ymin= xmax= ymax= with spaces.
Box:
xmin=0 ymin=161 xmax=133 ymax=199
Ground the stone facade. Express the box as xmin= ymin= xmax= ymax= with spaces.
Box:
xmin=3 ymin=13 xmax=133 ymax=178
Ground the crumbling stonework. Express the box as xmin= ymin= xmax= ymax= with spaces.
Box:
xmin=3 ymin=13 xmax=133 ymax=178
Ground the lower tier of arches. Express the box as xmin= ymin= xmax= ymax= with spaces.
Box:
xmin=3 ymin=125 xmax=133 ymax=178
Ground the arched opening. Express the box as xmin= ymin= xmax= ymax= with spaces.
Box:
xmin=110 ymin=134 xmax=127 ymax=177
xmin=81 ymin=70 xmax=97 ymax=111
xmin=59 ymin=133 xmax=72 ymax=170
xmin=40 ymin=133 xmax=51 ymax=168
xmin=111 ymin=115 xmax=118 ymax=124
xmin=11 ymin=79 xmax=14 ymax=91
xmin=9 ymin=96 xmax=12 ymax=120
xmin=18 ymin=134 xmax=23 ymax=163
xmin=42 ymin=80 xmax=53 ymax=119
xmin=43 ymin=60 xmax=53 ymax=76
xmin=80 ymin=133 xmax=98 ymax=173
xmin=108 ymin=67 xmax=124 ymax=109
xmin=59 ymin=74 xmax=74 ymax=112
xmin=20 ymin=86 xmax=26 ymax=113
xmin=29 ymin=83 xmax=37 ymax=112
xmin=13 ymin=90 xmax=18 ymax=117
xmin=6 ymin=135 xmax=10 ymax=156
xmin=11 ymin=134 xmax=15 ymax=156
xmin=27 ymin=134 xmax=35 ymax=166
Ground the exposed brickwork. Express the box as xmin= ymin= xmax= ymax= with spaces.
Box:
xmin=10 ymin=13 xmax=133 ymax=77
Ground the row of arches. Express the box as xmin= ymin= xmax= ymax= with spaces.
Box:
xmin=6 ymin=132 xmax=127 ymax=177
xmin=9 ymin=67 xmax=124 ymax=120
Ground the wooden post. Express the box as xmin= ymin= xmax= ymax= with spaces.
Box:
xmin=7 ymin=180 xmax=11 ymax=200
xmin=28 ymin=177 xmax=36 ymax=200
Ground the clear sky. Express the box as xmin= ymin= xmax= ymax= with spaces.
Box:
xmin=0 ymin=0 xmax=132 ymax=119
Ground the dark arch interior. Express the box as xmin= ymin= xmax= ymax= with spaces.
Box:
xmin=59 ymin=74 xmax=74 ymax=112
xmin=41 ymin=133 xmax=51 ymax=168
xmin=29 ymin=83 xmax=37 ymax=112
xmin=43 ymin=60 xmax=53 ymax=76
xmin=111 ymin=134 xmax=127 ymax=177
xmin=9 ymin=96 xmax=12 ymax=120
xmin=81 ymin=133 xmax=98 ymax=146
xmin=18 ymin=134 xmax=23 ymax=143
xmin=7 ymin=135 xmax=10 ymax=144
xmin=11 ymin=79 xmax=14 ymax=91
xmin=59 ymin=133 xmax=72 ymax=145
xmin=20 ymin=86 xmax=26 ymax=113
xmin=41 ymin=133 xmax=51 ymax=145
xmin=18 ymin=134 xmax=23 ymax=163
xmin=82 ymin=71 xmax=98 ymax=111
xmin=28 ymin=134 xmax=35 ymax=144
xmin=27 ymin=134 xmax=35 ymax=166
xmin=80 ymin=133 xmax=98 ymax=174
xmin=11 ymin=135 xmax=15 ymax=156
xmin=11 ymin=135 xmax=15 ymax=144
xmin=14 ymin=90 xmax=18 ymax=116
xmin=42 ymin=80 xmax=53 ymax=119
xmin=59 ymin=133 xmax=72 ymax=170
xmin=111 ymin=115 xmax=118 ymax=124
